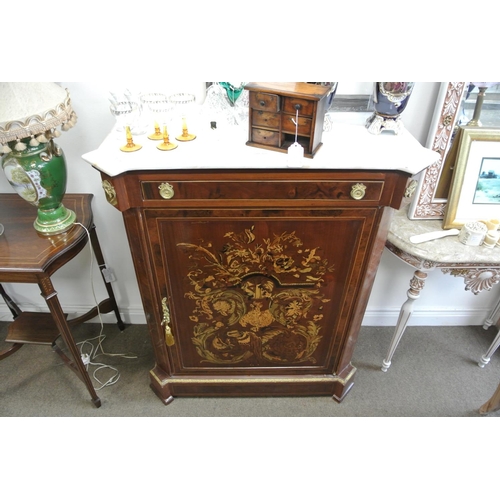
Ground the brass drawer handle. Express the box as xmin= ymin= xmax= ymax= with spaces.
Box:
xmin=161 ymin=297 xmax=175 ymax=347
xmin=159 ymin=182 xmax=174 ymax=199
xmin=350 ymin=183 xmax=367 ymax=200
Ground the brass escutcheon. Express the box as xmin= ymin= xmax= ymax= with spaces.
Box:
xmin=159 ymin=182 xmax=174 ymax=199
xmin=350 ymin=183 xmax=367 ymax=200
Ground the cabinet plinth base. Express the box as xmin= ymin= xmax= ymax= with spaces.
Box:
xmin=149 ymin=365 xmax=357 ymax=404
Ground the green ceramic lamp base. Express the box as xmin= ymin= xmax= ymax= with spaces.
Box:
xmin=34 ymin=204 xmax=76 ymax=235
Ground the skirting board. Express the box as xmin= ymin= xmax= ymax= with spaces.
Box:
xmin=0 ymin=303 xmax=493 ymax=328
xmin=361 ymin=308 xmax=493 ymax=327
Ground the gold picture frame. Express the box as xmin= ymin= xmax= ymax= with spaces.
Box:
xmin=443 ymin=126 xmax=500 ymax=229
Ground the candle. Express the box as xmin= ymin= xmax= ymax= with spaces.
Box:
xmin=480 ymin=219 xmax=500 ymax=231
xmin=484 ymin=230 xmax=500 ymax=248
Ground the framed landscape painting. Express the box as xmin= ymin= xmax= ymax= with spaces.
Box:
xmin=443 ymin=126 xmax=500 ymax=228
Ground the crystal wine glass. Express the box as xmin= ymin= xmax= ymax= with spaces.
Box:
xmin=168 ymin=93 xmax=196 ymax=141
xmin=140 ymin=93 xmax=168 ymax=139
xmin=110 ymin=100 xmax=142 ymax=134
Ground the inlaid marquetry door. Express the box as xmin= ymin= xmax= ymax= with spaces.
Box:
xmin=145 ymin=206 xmax=380 ymax=377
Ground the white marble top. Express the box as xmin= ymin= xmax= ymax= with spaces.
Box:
xmin=388 ymin=203 xmax=500 ymax=265
xmin=82 ymin=121 xmax=439 ymax=177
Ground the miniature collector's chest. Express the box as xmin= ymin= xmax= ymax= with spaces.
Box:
xmin=244 ymin=82 xmax=332 ymax=158
xmin=82 ymin=85 xmax=438 ymax=405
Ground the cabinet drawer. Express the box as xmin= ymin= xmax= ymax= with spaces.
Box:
xmin=251 ymin=128 xmax=283 ymax=147
xmin=249 ymin=92 xmax=280 ymax=112
xmin=283 ymin=96 xmax=315 ymax=117
xmin=252 ymin=110 xmax=281 ymax=130
xmin=140 ymin=179 xmax=385 ymax=204
xmin=282 ymin=114 xmax=312 ymax=136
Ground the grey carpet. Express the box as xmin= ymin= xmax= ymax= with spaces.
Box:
xmin=1 ymin=320 xmax=499 ymax=417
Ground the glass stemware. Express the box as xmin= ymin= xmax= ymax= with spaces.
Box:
xmin=168 ymin=93 xmax=196 ymax=141
xmin=110 ymin=100 xmax=143 ymax=134
xmin=140 ymin=93 xmax=168 ymax=139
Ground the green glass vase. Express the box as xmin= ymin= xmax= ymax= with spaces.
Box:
xmin=1 ymin=138 xmax=76 ymax=234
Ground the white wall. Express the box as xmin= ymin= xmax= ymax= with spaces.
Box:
xmin=1 ymin=82 xmax=498 ymax=326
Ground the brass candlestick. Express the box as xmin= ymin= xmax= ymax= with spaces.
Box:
xmin=120 ymin=126 xmax=142 ymax=152
xmin=467 ymin=86 xmax=488 ymax=127
xmin=148 ymin=122 xmax=164 ymax=140
xmin=157 ymin=126 xmax=177 ymax=151
xmin=176 ymin=117 xmax=196 ymax=142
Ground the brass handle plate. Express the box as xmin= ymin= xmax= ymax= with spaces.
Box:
xmin=350 ymin=183 xmax=367 ymax=200
xmin=159 ymin=182 xmax=174 ymax=200
xmin=102 ymin=180 xmax=118 ymax=206
xmin=161 ymin=297 xmax=175 ymax=346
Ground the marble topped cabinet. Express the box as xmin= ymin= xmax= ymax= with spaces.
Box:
xmin=83 ymin=123 xmax=438 ymax=404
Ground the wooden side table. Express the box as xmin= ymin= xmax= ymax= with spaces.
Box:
xmin=0 ymin=193 xmax=125 ymax=407
xmin=382 ymin=203 xmax=500 ymax=372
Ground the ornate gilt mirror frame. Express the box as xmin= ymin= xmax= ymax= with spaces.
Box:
xmin=407 ymin=82 xmax=467 ymax=220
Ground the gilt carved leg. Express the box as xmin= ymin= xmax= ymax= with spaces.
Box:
xmin=382 ymin=270 xmax=428 ymax=372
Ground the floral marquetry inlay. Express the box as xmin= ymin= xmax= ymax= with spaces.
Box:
xmin=177 ymin=226 xmax=335 ymax=365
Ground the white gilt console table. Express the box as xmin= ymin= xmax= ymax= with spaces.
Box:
xmin=383 ymin=204 xmax=500 ymax=372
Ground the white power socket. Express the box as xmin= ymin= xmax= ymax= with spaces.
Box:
xmin=101 ymin=266 xmax=116 ymax=283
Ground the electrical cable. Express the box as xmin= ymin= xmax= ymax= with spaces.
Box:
xmin=72 ymin=222 xmax=137 ymax=390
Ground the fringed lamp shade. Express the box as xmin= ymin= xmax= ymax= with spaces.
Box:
xmin=0 ymin=82 xmax=78 ymax=234
xmin=0 ymin=82 xmax=77 ymax=150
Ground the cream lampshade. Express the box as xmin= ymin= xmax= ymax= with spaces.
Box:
xmin=0 ymin=82 xmax=78 ymax=234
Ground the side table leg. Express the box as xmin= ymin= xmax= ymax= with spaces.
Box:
xmin=382 ymin=270 xmax=428 ymax=372
xmin=89 ymin=223 xmax=125 ymax=331
xmin=483 ymin=293 xmax=500 ymax=330
xmin=38 ymin=275 xmax=101 ymax=408
xmin=478 ymin=329 xmax=500 ymax=368
xmin=0 ymin=283 xmax=22 ymax=318
xmin=479 ymin=382 xmax=500 ymax=414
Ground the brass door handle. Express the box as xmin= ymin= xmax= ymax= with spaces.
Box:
xmin=350 ymin=183 xmax=367 ymax=200
xmin=161 ymin=297 xmax=175 ymax=346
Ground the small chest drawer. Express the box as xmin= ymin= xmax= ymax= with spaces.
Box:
xmin=281 ymin=114 xmax=312 ymax=136
xmin=251 ymin=128 xmax=283 ymax=147
xmin=252 ymin=110 xmax=281 ymax=130
xmin=249 ymin=92 xmax=280 ymax=112
xmin=283 ymin=96 xmax=314 ymax=117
